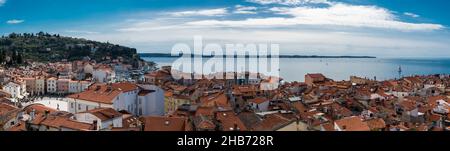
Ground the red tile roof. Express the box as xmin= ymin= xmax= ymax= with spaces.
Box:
xmin=195 ymin=106 xmax=215 ymax=117
xmin=40 ymin=115 xmax=94 ymax=131
xmin=140 ymin=116 xmax=191 ymax=131
xmin=252 ymin=114 xmax=293 ymax=131
xmin=23 ymin=104 xmax=57 ymax=114
xmin=365 ymin=118 xmax=386 ymax=130
xmin=0 ymin=103 xmax=18 ymax=115
xmin=321 ymin=122 xmax=335 ymax=131
xmin=249 ymin=97 xmax=269 ymax=104
xmin=67 ymin=82 xmax=138 ymax=104
xmin=334 ymin=116 xmax=370 ymax=131
xmin=82 ymin=108 xmax=122 ymax=121
xmin=306 ymin=73 xmax=326 ymax=79
xmin=200 ymin=92 xmax=230 ymax=108
xmin=292 ymin=102 xmax=307 ymax=113
xmin=7 ymin=121 xmax=27 ymax=131
xmin=216 ymin=111 xmax=247 ymax=131
xmin=138 ymin=90 xmax=155 ymax=96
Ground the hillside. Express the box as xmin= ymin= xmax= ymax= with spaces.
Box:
xmin=0 ymin=32 xmax=142 ymax=66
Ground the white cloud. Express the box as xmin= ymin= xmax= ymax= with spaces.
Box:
xmin=187 ymin=4 xmax=443 ymax=31
xmin=0 ymin=0 xmax=5 ymax=6
xmin=71 ymin=1 xmax=449 ymax=57
xmin=169 ymin=8 xmax=228 ymax=17
xmin=6 ymin=19 xmax=25 ymax=24
xmin=85 ymin=26 xmax=450 ymax=57
xmin=246 ymin=0 xmax=331 ymax=6
xmin=234 ymin=5 xmax=258 ymax=14
xmin=404 ymin=12 xmax=420 ymax=18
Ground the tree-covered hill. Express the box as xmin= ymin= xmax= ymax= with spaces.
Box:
xmin=0 ymin=32 xmax=141 ymax=66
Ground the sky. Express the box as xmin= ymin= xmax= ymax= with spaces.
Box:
xmin=0 ymin=0 xmax=449 ymax=57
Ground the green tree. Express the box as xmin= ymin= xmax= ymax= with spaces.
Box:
xmin=17 ymin=51 xmax=23 ymax=64
xmin=0 ymin=50 xmax=4 ymax=64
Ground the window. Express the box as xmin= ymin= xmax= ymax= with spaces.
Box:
xmin=139 ymin=108 xmax=142 ymax=115
xmin=86 ymin=106 xmax=88 ymax=111
xmin=71 ymin=103 xmax=74 ymax=108
xmin=78 ymin=104 xmax=81 ymax=110
xmin=139 ymin=98 xmax=142 ymax=105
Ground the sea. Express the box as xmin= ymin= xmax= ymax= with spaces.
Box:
xmin=142 ymin=57 xmax=450 ymax=82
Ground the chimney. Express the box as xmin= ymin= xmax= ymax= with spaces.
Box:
xmin=95 ymin=85 xmax=101 ymax=91
xmin=93 ymin=120 xmax=98 ymax=131
xmin=106 ymin=85 xmax=112 ymax=92
xmin=25 ymin=121 xmax=31 ymax=131
xmin=234 ymin=123 xmax=239 ymax=131
xmin=44 ymin=110 xmax=50 ymax=118
xmin=30 ymin=109 xmax=36 ymax=121
xmin=140 ymin=122 xmax=145 ymax=131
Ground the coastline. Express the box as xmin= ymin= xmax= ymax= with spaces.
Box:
xmin=139 ymin=53 xmax=377 ymax=59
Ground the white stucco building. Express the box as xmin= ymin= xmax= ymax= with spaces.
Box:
xmin=137 ymin=84 xmax=165 ymax=116
xmin=93 ymin=66 xmax=116 ymax=83
xmin=68 ymin=80 xmax=91 ymax=94
xmin=2 ymin=81 xmax=27 ymax=99
xmin=248 ymin=97 xmax=270 ymax=112
xmin=74 ymin=108 xmax=123 ymax=130
xmin=47 ymin=77 xmax=57 ymax=93
xmin=65 ymin=82 xmax=164 ymax=116
xmin=35 ymin=77 xmax=46 ymax=95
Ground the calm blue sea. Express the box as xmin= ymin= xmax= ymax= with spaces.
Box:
xmin=143 ymin=57 xmax=450 ymax=82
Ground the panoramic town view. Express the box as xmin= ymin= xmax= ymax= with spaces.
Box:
xmin=1 ymin=0 xmax=449 ymax=132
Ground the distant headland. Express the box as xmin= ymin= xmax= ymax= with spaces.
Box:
xmin=139 ymin=53 xmax=376 ymax=58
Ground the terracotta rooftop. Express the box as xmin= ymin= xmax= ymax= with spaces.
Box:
xmin=306 ymin=73 xmax=326 ymax=79
xmin=200 ymin=92 xmax=230 ymax=108
xmin=427 ymin=95 xmax=448 ymax=106
xmin=24 ymin=104 xmax=57 ymax=114
xmin=321 ymin=122 xmax=335 ymax=131
xmin=145 ymin=70 xmax=171 ymax=78
xmin=40 ymin=115 xmax=95 ymax=131
xmin=81 ymin=108 xmax=122 ymax=121
xmin=67 ymin=82 xmax=138 ymax=104
xmin=138 ymin=89 xmax=155 ymax=96
xmin=7 ymin=121 xmax=27 ymax=131
xmin=292 ymin=102 xmax=307 ymax=113
xmin=237 ymin=111 xmax=261 ymax=129
xmin=334 ymin=116 xmax=370 ymax=131
xmin=0 ymin=103 xmax=18 ymax=115
xmin=252 ymin=113 xmax=293 ymax=131
xmin=365 ymin=118 xmax=386 ymax=130
xmin=397 ymin=100 xmax=417 ymax=111
xmin=193 ymin=116 xmax=216 ymax=130
xmin=195 ymin=106 xmax=215 ymax=117
xmin=216 ymin=111 xmax=247 ymax=131
xmin=140 ymin=116 xmax=191 ymax=131
xmin=249 ymin=97 xmax=269 ymax=104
